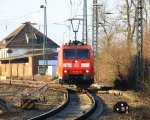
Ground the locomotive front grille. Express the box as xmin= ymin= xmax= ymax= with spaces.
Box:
xmin=69 ymin=74 xmax=84 ymax=81
xmin=62 ymin=74 xmax=93 ymax=85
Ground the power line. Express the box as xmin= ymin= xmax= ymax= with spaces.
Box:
xmin=0 ymin=10 xmax=42 ymax=22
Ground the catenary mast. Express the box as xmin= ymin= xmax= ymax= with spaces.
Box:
xmin=136 ymin=0 xmax=144 ymax=88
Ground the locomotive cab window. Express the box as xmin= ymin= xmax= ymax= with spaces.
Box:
xmin=77 ymin=49 xmax=89 ymax=59
xmin=64 ymin=49 xmax=76 ymax=59
xmin=64 ymin=49 xmax=89 ymax=59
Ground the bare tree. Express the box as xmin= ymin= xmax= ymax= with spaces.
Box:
xmin=97 ymin=0 xmax=150 ymax=89
xmin=98 ymin=0 xmax=117 ymax=48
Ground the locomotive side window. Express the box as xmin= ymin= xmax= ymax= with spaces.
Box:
xmin=64 ymin=49 xmax=76 ymax=59
xmin=77 ymin=49 xmax=89 ymax=59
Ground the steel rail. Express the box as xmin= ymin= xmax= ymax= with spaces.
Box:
xmin=75 ymin=90 xmax=97 ymax=120
xmin=28 ymin=88 xmax=69 ymax=120
xmin=28 ymin=89 xmax=97 ymax=120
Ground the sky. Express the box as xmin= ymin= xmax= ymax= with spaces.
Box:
xmin=0 ymin=0 xmax=118 ymax=45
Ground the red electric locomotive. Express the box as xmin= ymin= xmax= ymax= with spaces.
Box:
xmin=57 ymin=40 xmax=94 ymax=87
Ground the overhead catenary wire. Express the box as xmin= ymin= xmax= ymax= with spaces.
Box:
xmin=0 ymin=0 xmax=88 ymax=43
xmin=70 ymin=0 xmax=83 ymax=18
xmin=0 ymin=0 xmax=67 ymax=25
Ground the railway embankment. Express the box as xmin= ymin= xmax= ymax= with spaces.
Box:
xmin=97 ymin=89 xmax=150 ymax=120
xmin=0 ymin=79 xmax=149 ymax=120
xmin=0 ymin=82 xmax=67 ymax=120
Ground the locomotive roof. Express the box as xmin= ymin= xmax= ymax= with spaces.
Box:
xmin=61 ymin=44 xmax=91 ymax=49
xmin=60 ymin=40 xmax=92 ymax=49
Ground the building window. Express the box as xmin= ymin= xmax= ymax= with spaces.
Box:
xmin=25 ymin=33 xmax=43 ymax=44
xmin=38 ymin=66 xmax=45 ymax=75
xmin=25 ymin=34 xmax=35 ymax=44
xmin=34 ymin=34 xmax=43 ymax=44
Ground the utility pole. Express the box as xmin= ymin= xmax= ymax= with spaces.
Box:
xmin=136 ymin=0 xmax=144 ymax=88
xmin=82 ymin=0 xmax=88 ymax=44
xmin=92 ymin=0 xmax=99 ymax=82
xmin=30 ymin=22 xmax=37 ymax=80
xmin=40 ymin=0 xmax=47 ymax=75
xmin=92 ymin=0 xmax=98 ymax=56
xmin=7 ymin=49 xmax=13 ymax=85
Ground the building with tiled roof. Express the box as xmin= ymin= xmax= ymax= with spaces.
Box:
xmin=0 ymin=22 xmax=59 ymax=80
xmin=0 ymin=21 xmax=59 ymax=58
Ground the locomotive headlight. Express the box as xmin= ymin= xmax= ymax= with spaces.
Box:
xmin=81 ymin=63 xmax=90 ymax=67
xmin=75 ymin=60 xmax=78 ymax=63
xmin=63 ymin=63 xmax=72 ymax=67
xmin=64 ymin=70 xmax=67 ymax=73
xmin=85 ymin=70 xmax=89 ymax=73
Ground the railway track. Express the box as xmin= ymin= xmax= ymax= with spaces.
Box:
xmin=0 ymin=81 xmax=103 ymax=119
xmin=29 ymin=88 xmax=101 ymax=120
xmin=0 ymin=83 xmax=67 ymax=119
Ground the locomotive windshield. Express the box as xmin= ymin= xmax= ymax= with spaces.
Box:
xmin=64 ymin=49 xmax=89 ymax=59
xmin=77 ymin=49 xmax=89 ymax=59
xmin=64 ymin=49 xmax=76 ymax=59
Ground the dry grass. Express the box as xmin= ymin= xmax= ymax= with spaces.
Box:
xmin=98 ymin=89 xmax=150 ymax=120
xmin=34 ymin=74 xmax=53 ymax=82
